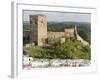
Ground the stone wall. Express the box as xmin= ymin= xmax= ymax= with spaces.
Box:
xmin=47 ymin=32 xmax=65 ymax=43
xmin=47 ymin=32 xmax=65 ymax=39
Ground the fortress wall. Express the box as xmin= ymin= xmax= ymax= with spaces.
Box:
xmin=23 ymin=31 xmax=75 ymax=41
xmin=23 ymin=27 xmax=76 ymax=45
xmin=47 ymin=32 xmax=65 ymax=39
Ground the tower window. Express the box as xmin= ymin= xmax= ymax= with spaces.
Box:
xmin=35 ymin=20 xmax=37 ymax=24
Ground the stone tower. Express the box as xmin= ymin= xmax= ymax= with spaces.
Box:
xmin=30 ymin=15 xmax=47 ymax=46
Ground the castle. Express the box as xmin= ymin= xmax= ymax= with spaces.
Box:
xmin=23 ymin=15 xmax=89 ymax=46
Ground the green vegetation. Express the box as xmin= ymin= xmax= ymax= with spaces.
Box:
xmin=29 ymin=48 xmax=51 ymax=59
xmin=29 ymin=40 xmax=91 ymax=60
xmin=78 ymin=30 xmax=91 ymax=44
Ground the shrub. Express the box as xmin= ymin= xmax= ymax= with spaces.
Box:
xmin=29 ymin=40 xmax=91 ymax=60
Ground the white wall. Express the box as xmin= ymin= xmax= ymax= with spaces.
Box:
xmin=0 ymin=0 xmax=100 ymax=80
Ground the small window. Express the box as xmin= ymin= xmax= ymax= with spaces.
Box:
xmin=35 ymin=21 xmax=37 ymax=24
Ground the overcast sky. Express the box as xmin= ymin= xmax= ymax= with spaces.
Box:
xmin=23 ymin=10 xmax=91 ymax=23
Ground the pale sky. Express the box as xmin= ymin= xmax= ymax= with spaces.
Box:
xmin=23 ymin=10 xmax=91 ymax=23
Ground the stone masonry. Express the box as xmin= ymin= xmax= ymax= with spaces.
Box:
xmin=30 ymin=15 xmax=47 ymax=46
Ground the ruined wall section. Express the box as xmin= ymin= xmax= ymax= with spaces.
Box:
xmin=47 ymin=28 xmax=75 ymax=39
xmin=47 ymin=32 xmax=65 ymax=39
xmin=64 ymin=28 xmax=75 ymax=39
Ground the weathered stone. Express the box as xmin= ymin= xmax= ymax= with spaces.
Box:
xmin=30 ymin=15 xmax=47 ymax=46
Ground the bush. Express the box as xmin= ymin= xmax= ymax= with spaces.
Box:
xmin=51 ymin=40 xmax=91 ymax=59
xmin=29 ymin=40 xmax=91 ymax=60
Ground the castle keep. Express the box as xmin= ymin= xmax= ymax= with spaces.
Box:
xmin=30 ymin=15 xmax=47 ymax=46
